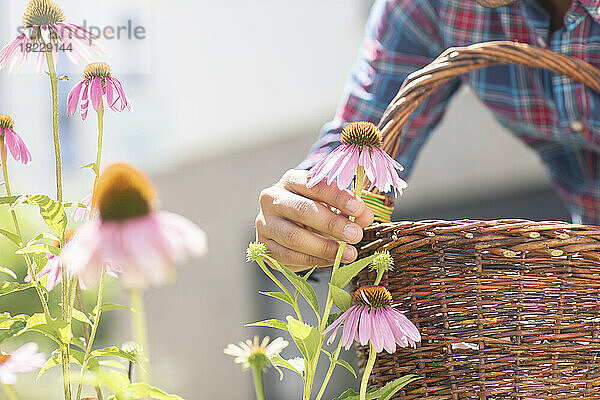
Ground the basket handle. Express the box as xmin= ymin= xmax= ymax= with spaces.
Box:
xmin=377 ymin=41 xmax=600 ymax=161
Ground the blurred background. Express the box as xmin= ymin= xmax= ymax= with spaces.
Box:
xmin=0 ymin=0 xmax=569 ymax=399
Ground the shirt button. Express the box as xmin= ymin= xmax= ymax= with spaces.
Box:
xmin=536 ymin=37 xmax=547 ymax=47
xmin=570 ymin=120 xmax=584 ymax=132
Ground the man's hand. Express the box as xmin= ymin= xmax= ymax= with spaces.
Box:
xmin=255 ymin=169 xmax=374 ymax=272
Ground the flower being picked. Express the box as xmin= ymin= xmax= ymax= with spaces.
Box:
xmin=67 ymin=62 xmax=132 ymax=120
xmin=323 ymin=285 xmax=421 ymax=353
xmin=224 ymin=336 xmax=288 ymax=371
xmin=0 ymin=343 xmax=45 ymax=384
xmin=62 ymin=163 xmax=208 ymax=290
xmin=0 ymin=0 xmax=107 ymax=74
xmin=0 ymin=115 xmax=31 ymax=165
xmin=307 ymin=122 xmax=407 ymax=196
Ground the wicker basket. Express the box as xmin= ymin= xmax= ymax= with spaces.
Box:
xmin=353 ymin=42 xmax=600 ymax=399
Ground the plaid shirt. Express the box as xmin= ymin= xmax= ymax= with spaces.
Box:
xmin=299 ymin=0 xmax=600 ymax=225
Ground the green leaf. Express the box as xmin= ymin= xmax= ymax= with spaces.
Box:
xmin=94 ymin=302 xmax=134 ymax=314
xmin=91 ymin=346 xmax=141 ymax=367
xmin=335 ymin=359 xmax=357 ymax=378
xmin=59 ymin=303 xmax=92 ymax=326
xmin=0 ymin=228 xmax=20 ymax=246
xmin=63 ymin=202 xmax=87 ymax=209
xmin=15 ymin=243 xmax=60 ymax=256
xmin=270 ymin=355 xmax=304 ymax=381
xmin=86 ymin=368 xmax=130 ymax=394
xmin=37 ymin=349 xmax=84 ymax=380
xmin=81 ymin=162 xmax=98 ymax=174
xmin=115 ymin=383 xmax=182 ymax=400
xmin=372 ymin=375 xmax=421 ymax=400
xmin=259 ymin=291 xmax=295 ymax=307
xmin=100 ymin=359 xmax=128 ymax=372
xmin=0 ymin=267 xmax=17 ymax=280
xmin=328 ymin=284 xmax=352 ymax=312
xmin=25 ymin=195 xmax=67 ymax=238
xmin=331 ymin=375 xmax=420 ymax=400
xmin=0 ymin=196 xmax=19 ymax=205
xmin=286 ymin=316 xmax=321 ymax=370
xmin=26 ymin=313 xmax=71 ymax=346
xmin=331 ymin=254 xmax=378 ymax=288
xmin=0 ymin=281 xmax=36 ymax=297
xmin=0 ymin=315 xmax=28 ymax=344
xmin=27 ymin=232 xmax=60 ymax=246
xmin=246 ymin=319 xmax=288 ymax=331
xmin=265 ymin=256 xmax=320 ymax=321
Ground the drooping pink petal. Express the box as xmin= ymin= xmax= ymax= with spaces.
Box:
xmin=341 ymin=306 xmax=363 ymax=350
xmin=358 ymin=307 xmax=372 ymax=346
xmin=306 ymin=145 xmax=349 ymax=188
xmin=3 ymin=129 xmax=31 ymax=165
xmin=90 ymin=76 xmax=103 ymax=112
xmin=111 ymin=77 xmax=132 ymax=111
xmin=335 ymin=145 xmax=361 ymax=190
xmin=387 ymin=307 xmax=421 ymax=343
xmin=67 ymin=80 xmax=85 ymax=116
xmin=80 ymin=82 xmax=90 ymax=120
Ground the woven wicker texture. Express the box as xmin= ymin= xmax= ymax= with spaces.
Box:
xmin=355 ymin=220 xmax=600 ymax=399
xmin=353 ymin=42 xmax=600 ymax=399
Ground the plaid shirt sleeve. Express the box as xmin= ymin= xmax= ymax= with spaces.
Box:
xmin=532 ymin=142 xmax=600 ymax=225
xmin=298 ymin=0 xmax=461 ymax=178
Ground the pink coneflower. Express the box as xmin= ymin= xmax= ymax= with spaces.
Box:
xmin=0 ymin=343 xmax=45 ymax=384
xmin=0 ymin=115 xmax=31 ymax=165
xmin=71 ymin=193 xmax=96 ymax=222
xmin=324 ymin=285 xmax=421 ymax=354
xmin=0 ymin=0 xmax=106 ymax=74
xmin=62 ymin=163 xmax=208 ymax=289
xmin=307 ymin=122 xmax=407 ymax=196
xmin=26 ymin=230 xmax=120 ymax=290
xmin=67 ymin=62 xmax=132 ymax=120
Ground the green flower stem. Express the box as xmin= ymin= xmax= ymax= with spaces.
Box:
xmin=252 ymin=366 xmax=266 ymax=400
xmin=76 ymin=269 xmax=105 ymax=400
xmin=303 ymin=367 xmax=315 ymax=400
xmin=319 ymin=165 xmax=365 ymax=333
xmin=359 ymin=344 xmax=377 ymax=400
xmin=2 ymin=384 xmax=18 ymax=400
xmin=374 ymin=270 xmax=385 ymax=286
xmin=44 ymin=48 xmax=71 ymax=400
xmin=130 ymin=290 xmax=150 ymax=391
xmin=90 ymin=104 xmax=104 ymax=212
xmin=256 ymin=259 xmax=303 ymax=323
xmin=314 ymin=338 xmax=343 ymax=400
xmin=75 ymin=285 xmax=104 ymax=400
xmin=0 ymin=135 xmax=51 ymax=319
xmin=45 ymin=47 xmax=63 ymax=203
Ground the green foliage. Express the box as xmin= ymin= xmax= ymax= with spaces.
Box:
xmin=0 ymin=227 xmax=20 ymax=245
xmin=321 ymin=349 xmax=356 ymax=378
xmin=23 ymin=195 xmax=68 ymax=238
xmin=328 ymin=284 xmax=353 ymax=312
xmin=37 ymin=349 xmax=85 ymax=380
xmin=246 ymin=319 xmax=288 ymax=332
xmin=259 ymin=291 xmax=295 ymax=307
xmin=265 ymin=256 xmax=320 ymax=321
xmin=286 ymin=316 xmax=321 ymax=374
xmin=112 ymin=383 xmax=182 ymax=400
xmin=270 ymin=354 xmax=305 ymax=381
xmin=331 ymin=254 xmax=378 ymax=288
xmin=0 ymin=281 xmax=37 ymax=297
xmin=15 ymin=243 xmax=60 ymax=256
xmin=331 ymin=375 xmax=421 ymax=400
xmin=91 ymin=346 xmax=143 ymax=367
xmin=26 ymin=312 xmax=71 ymax=346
